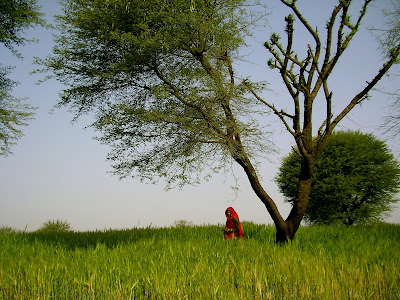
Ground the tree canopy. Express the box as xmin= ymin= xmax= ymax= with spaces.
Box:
xmin=0 ymin=0 xmax=44 ymax=54
xmin=0 ymin=0 xmax=44 ymax=156
xmin=39 ymin=0 xmax=272 ymax=186
xmin=276 ymin=131 xmax=400 ymax=225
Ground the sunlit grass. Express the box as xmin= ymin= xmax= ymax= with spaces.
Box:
xmin=1 ymin=223 xmax=399 ymax=299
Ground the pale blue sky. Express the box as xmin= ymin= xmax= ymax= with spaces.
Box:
xmin=1 ymin=0 xmax=399 ymax=231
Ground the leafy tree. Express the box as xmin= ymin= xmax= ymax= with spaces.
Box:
xmin=174 ymin=220 xmax=194 ymax=228
xmin=36 ymin=219 xmax=72 ymax=233
xmin=0 ymin=0 xmax=44 ymax=156
xmin=0 ymin=226 xmax=18 ymax=234
xmin=0 ymin=0 xmax=43 ymax=52
xmin=39 ymin=0 xmax=400 ymax=242
xmin=276 ymin=131 xmax=400 ymax=225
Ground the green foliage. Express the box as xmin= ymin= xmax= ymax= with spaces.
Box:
xmin=0 ymin=0 xmax=44 ymax=54
xmin=275 ymin=130 xmax=400 ymax=225
xmin=0 ymin=0 xmax=43 ymax=155
xmin=173 ymin=220 xmax=194 ymax=228
xmin=38 ymin=0 xmax=273 ymax=187
xmin=0 ymin=223 xmax=399 ymax=298
xmin=0 ymin=65 xmax=36 ymax=156
xmin=36 ymin=219 xmax=72 ymax=233
xmin=0 ymin=226 xmax=18 ymax=234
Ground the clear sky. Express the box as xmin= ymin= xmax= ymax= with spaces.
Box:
xmin=1 ymin=0 xmax=399 ymax=232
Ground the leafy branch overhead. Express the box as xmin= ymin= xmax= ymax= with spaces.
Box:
xmin=39 ymin=0 xmax=274 ymax=187
xmin=0 ymin=66 xmax=36 ymax=156
xmin=0 ymin=0 xmax=44 ymax=156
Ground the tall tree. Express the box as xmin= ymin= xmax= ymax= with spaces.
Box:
xmin=276 ymin=130 xmax=400 ymax=225
xmin=39 ymin=0 xmax=400 ymax=242
xmin=246 ymin=0 xmax=400 ymax=241
xmin=0 ymin=0 xmax=44 ymax=156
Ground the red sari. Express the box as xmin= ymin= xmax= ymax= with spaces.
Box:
xmin=224 ymin=207 xmax=243 ymax=239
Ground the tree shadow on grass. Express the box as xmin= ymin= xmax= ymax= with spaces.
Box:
xmin=22 ymin=227 xmax=166 ymax=250
xmin=22 ymin=225 xmax=224 ymax=250
xmin=21 ymin=223 xmax=282 ymax=250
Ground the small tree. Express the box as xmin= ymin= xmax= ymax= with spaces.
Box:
xmin=173 ymin=220 xmax=194 ymax=228
xmin=37 ymin=219 xmax=72 ymax=233
xmin=276 ymin=131 xmax=400 ymax=225
xmin=0 ymin=0 xmax=44 ymax=156
xmin=0 ymin=226 xmax=18 ymax=234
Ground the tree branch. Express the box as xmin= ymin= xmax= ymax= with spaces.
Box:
xmin=281 ymin=0 xmax=321 ymax=89
xmin=322 ymin=2 xmax=344 ymax=70
xmin=331 ymin=45 xmax=400 ymax=131
xmin=152 ymin=65 xmax=225 ymax=137
xmin=323 ymin=0 xmax=371 ymax=79
xmin=245 ymin=82 xmax=296 ymax=137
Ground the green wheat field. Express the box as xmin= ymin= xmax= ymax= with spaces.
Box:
xmin=1 ymin=222 xmax=399 ymax=299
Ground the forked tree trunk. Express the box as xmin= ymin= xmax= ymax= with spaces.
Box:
xmin=236 ymin=154 xmax=314 ymax=243
xmin=275 ymin=178 xmax=313 ymax=242
xmin=274 ymin=160 xmax=314 ymax=243
xmin=275 ymin=159 xmax=314 ymax=242
xmin=235 ymin=156 xmax=287 ymax=236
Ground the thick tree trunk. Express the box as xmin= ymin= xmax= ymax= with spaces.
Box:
xmin=275 ymin=159 xmax=314 ymax=243
xmin=234 ymin=156 xmax=287 ymax=233
xmin=234 ymin=138 xmax=314 ymax=243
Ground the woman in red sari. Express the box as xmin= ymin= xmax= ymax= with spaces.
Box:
xmin=224 ymin=207 xmax=243 ymax=239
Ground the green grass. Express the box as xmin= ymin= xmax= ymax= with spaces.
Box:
xmin=1 ymin=223 xmax=399 ymax=299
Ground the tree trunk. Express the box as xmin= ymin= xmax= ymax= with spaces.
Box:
xmin=275 ymin=159 xmax=314 ymax=243
xmin=234 ymin=141 xmax=314 ymax=243
xmin=234 ymin=156 xmax=287 ymax=234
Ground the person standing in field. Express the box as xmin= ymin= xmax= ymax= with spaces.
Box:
xmin=224 ymin=207 xmax=243 ymax=239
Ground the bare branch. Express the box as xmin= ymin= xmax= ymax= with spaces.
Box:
xmin=282 ymin=15 xmax=294 ymax=73
xmin=245 ymin=82 xmax=296 ymax=137
xmin=322 ymin=2 xmax=344 ymax=69
xmin=281 ymin=0 xmax=320 ymax=47
xmin=332 ymin=45 xmax=400 ymax=129
xmin=324 ymin=0 xmax=372 ymax=78
xmin=281 ymin=0 xmax=321 ymax=89
xmin=341 ymin=0 xmax=372 ymax=50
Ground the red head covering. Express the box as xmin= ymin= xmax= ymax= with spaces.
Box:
xmin=224 ymin=207 xmax=243 ymax=239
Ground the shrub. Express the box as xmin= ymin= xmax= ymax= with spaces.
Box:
xmin=0 ymin=226 xmax=18 ymax=234
xmin=173 ymin=220 xmax=194 ymax=228
xmin=37 ymin=219 xmax=72 ymax=233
